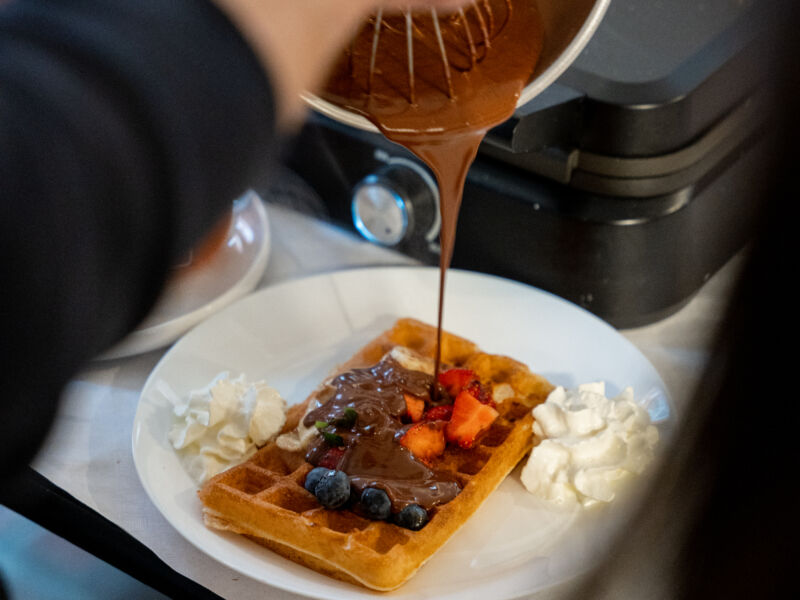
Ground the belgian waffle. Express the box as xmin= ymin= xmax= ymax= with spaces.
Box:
xmin=198 ymin=318 xmax=553 ymax=591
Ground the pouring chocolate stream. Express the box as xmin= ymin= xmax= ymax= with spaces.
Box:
xmin=322 ymin=0 xmax=543 ymax=388
xmin=306 ymin=1 xmax=543 ymax=508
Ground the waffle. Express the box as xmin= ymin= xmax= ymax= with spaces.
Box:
xmin=198 ymin=318 xmax=553 ymax=591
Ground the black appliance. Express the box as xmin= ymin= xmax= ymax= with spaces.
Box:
xmin=282 ymin=0 xmax=780 ymax=328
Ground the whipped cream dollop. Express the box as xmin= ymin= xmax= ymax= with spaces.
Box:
xmin=520 ymin=382 xmax=659 ymax=508
xmin=166 ymin=372 xmax=287 ymax=484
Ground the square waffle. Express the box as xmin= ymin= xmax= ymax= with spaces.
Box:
xmin=197 ymin=318 xmax=553 ymax=591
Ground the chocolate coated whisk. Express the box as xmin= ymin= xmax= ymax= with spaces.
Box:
xmin=367 ymin=0 xmax=512 ymax=104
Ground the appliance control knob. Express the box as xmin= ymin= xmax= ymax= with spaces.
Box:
xmin=351 ymin=160 xmax=439 ymax=247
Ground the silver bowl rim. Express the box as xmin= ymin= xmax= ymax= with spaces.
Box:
xmin=302 ymin=0 xmax=612 ymax=133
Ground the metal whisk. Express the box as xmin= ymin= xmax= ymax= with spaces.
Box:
xmin=365 ymin=0 xmax=512 ymax=104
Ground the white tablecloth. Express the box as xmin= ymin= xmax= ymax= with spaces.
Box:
xmin=31 ymin=202 xmax=744 ymax=600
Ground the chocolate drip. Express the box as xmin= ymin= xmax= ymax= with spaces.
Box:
xmin=322 ymin=0 xmax=543 ymax=392
xmin=313 ymin=1 xmax=544 ymax=505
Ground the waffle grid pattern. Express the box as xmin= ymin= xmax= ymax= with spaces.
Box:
xmin=198 ymin=319 xmax=553 ymax=590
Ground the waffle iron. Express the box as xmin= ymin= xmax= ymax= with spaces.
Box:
xmin=282 ymin=0 xmax=779 ymax=327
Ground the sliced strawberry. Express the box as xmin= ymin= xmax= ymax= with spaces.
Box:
xmin=445 ymin=390 xmax=499 ymax=449
xmin=404 ymin=393 xmax=426 ymax=423
xmin=438 ymin=368 xmax=478 ymax=397
xmin=317 ymin=446 xmax=345 ymax=470
xmin=465 ymin=380 xmax=494 ymax=407
xmin=424 ymin=404 xmax=454 ymax=422
xmin=399 ymin=421 xmax=446 ymax=463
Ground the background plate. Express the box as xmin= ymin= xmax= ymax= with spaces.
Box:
xmin=100 ymin=191 xmax=270 ymax=360
xmin=133 ymin=267 xmax=672 ymax=600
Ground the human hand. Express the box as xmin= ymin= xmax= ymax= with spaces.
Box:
xmin=212 ymin=1 xmax=473 ymax=130
xmin=379 ymin=1 xmax=472 ymax=10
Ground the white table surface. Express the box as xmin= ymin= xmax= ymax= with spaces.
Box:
xmin=31 ymin=202 xmax=744 ymax=600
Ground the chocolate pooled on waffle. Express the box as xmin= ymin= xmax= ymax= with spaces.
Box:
xmin=198 ymin=318 xmax=552 ymax=591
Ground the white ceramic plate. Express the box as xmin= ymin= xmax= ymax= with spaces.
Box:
xmin=133 ymin=267 xmax=673 ymax=600
xmin=100 ymin=191 xmax=270 ymax=359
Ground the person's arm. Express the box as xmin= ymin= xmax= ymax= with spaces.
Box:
xmin=0 ymin=0 xmax=471 ymax=479
xmin=0 ymin=0 xmax=278 ymax=479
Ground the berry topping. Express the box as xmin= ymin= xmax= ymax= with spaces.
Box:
xmin=394 ymin=504 xmax=428 ymax=530
xmin=361 ymin=487 xmax=392 ymax=521
xmin=304 ymin=467 xmax=331 ymax=494
xmin=424 ymin=404 xmax=453 ymax=422
xmin=399 ymin=421 xmax=446 ymax=463
xmin=445 ymin=389 xmax=499 ymax=449
xmin=465 ymin=380 xmax=494 ymax=406
xmin=313 ymin=470 xmax=351 ymax=509
xmin=317 ymin=446 xmax=346 ymax=470
xmin=437 ymin=368 xmax=478 ymax=398
xmin=403 ymin=393 xmax=426 ymax=423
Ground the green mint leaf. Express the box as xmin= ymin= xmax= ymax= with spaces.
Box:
xmin=321 ymin=431 xmax=344 ymax=446
xmin=334 ymin=408 xmax=358 ymax=428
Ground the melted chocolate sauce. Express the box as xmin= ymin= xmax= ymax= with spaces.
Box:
xmin=303 ymin=359 xmax=460 ymax=511
xmin=307 ymin=1 xmax=544 ymax=510
xmin=322 ymin=0 xmax=544 ymax=385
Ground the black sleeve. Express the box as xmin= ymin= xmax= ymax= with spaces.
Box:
xmin=0 ymin=0 xmax=279 ymax=479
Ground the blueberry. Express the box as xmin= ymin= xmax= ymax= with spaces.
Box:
xmin=304 ymin=467 xmax=331 ymax=494
xmin=361 ymin=487 xmax=391 ymax=521
xmin=313 ymin=470 xmax=351 ymax=509
xmin=394 ymin=504 xmax=428 ymax=530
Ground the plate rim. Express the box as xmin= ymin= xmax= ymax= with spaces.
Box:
xmin=99 ymin=191 xmax=271 ymax=360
